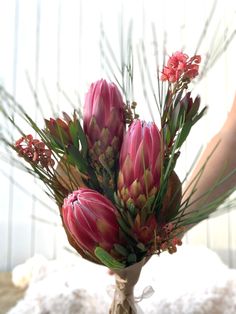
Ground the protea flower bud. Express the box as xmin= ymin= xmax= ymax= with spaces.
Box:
xmin=83 ymin=79 xmax=125 ymax=171
xmin=160 ymin=171 xmax=182 ymax=222
xmin=45 ymin=112 xmax=76 ymax=147
xmin=117 ymin=120 xmax=162 ymax=209
xmin=62 ymin=188 xmax=120 ymax=258
xmin=180 ymin=92 xmax=201 ymax=121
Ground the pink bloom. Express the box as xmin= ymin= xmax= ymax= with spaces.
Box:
xmin=62 ymin=188 xmax=120 ymax=254
xmin=83 ymin=79 xmax=125 ymax=170
xmin=117 ymin=120 xmax=162 ymax=209
xmin=184 ymin=63 xmax=199 ymax=80
xmin=160 ymin=51 xmax=201 ymax=83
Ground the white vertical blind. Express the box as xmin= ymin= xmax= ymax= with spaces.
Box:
xmin=0 ymin=0 xmax=235 ymax=271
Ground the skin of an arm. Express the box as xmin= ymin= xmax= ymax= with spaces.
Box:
xmin=182 ymin=93 xmax=236 ymax=218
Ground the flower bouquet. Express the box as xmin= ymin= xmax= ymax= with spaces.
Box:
xmin=0 ymin=50 xmax=235 ymax=314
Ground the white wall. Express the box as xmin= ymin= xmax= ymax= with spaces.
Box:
xmin=0 ymin=0 xmax=235 ymax=271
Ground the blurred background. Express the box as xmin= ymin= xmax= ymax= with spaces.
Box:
xmin=0 ymin=0 xmax=236 ymax=272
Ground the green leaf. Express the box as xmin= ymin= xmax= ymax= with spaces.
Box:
xmin=126 ymin=211 xmax=135 ymax=227
xmin=127 ymin=253 xmax=137 ymax=264
xmin=52 ymin=137 xmax=66 ymax=149
xmin=77 ymin=120 xmax=88 ymax=158
xmin=94 ymin=247 xmax=125 ymax=269
xmin=136 ymin=242 xmax=146 ymax=252
xmin=186 ymin=96 xmax=201 ymax=120
xmin=163 ymin=125 xmax=171 ymax=146
xmin=171 ymin=102 xmax=181 ymax=133
xmin=176 ymin=121 xmax=192 ymax=149
xmin=86 ymin=166 xmax=102 ymax=191
xmin=143 ymin=194 xmax=155 ymax=212
xmin=69 ymin=123 xmax=79 ymax=148
xmin=164 ymin=88 xmax=172 ymax=108
xmin=140 ymin=207 xmax=149 ymax=225
xmin=45 ymin=136 xmax=64 ymax=154
xmin=173 ymin=90 xmax=184 ymax=108
xmin=114 ymin=192 xmax=123 ymax=207
xmin=117 ymin=217 xmax=134 ymax=238
xmin=126 ymin=201 xmax=137 ymax=217
xmin=192 ymin=106 xmax=207 ymax=125
xmin=67 ymin=145 xmax=88 ymax=173
xmin=55 ymin=124 xmax=71 ymax=147
xmin=114 ymin=244 xmax=129 ymax=256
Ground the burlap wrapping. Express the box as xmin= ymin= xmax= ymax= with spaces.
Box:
xmin=109 ymin=258 xmax=147 ymax=314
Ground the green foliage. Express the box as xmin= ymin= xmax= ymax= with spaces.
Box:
xmin=94 ymin=247 xmax=125 ymax=269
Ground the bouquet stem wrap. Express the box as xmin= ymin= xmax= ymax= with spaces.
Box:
xmin=109 ymin=258 xmax=146 ymax=314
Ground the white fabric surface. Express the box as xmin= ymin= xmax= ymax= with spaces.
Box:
xmin=8 ymin=245 xmax=236 ymax=314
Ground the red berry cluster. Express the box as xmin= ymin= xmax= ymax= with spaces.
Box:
xmin=15 ymin=134 xmax=55 ymax=168
xmin=155 ymin=223 xmax=183 ymax=254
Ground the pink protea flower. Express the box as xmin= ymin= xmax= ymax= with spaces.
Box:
xmin=62 ymin=188 xmax=120 ymax=256
xmin=83 ymin=79 xmax=125 ymax=170
xmin=117 ymin=120 xmax=162 ymax=209
xmin=161 ymin=51 xmax=201 ymax=83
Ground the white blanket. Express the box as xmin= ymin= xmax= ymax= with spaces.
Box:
xmin=8 ymin=246 xmax=236 ymax=314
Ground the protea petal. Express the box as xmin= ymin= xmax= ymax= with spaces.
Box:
xmin=87 ymin=117 xmax=101 ymax=143
xmin=130 ymin=120 xmax=142 ymax=160
xmin=129 ymin=180 xmax=142 ymax=199
xmin=134 ymin=141 xmax=150 ymax=178
xmin=122 ymin=155 xmax=134 ymax=187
